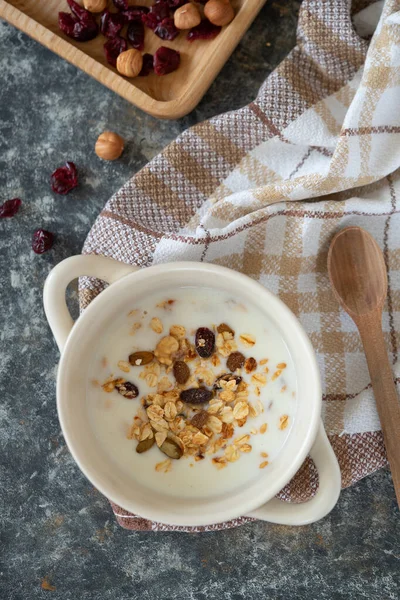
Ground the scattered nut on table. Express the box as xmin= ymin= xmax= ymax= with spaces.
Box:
xmin=95 ymin=131 xmax=124 ymax=161
xmin=174 ymin=3 xmax=202 ymax=30
xmin=204 ymin=0 xmax=235 ymax=27
xmin=117 ymin=49 xmax=143 ymax=78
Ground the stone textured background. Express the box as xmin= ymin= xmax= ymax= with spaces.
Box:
xmin=1 ymin=1 xmax=399 ymax=598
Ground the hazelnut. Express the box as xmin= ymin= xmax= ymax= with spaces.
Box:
xmin=83 ymin=0 xmax=107 ymax=12
xmin=174 ymin=3 xmax=201 ymax=30
xmin=95 ymin=131 xmax=125 ymax=161
xmin=117 ymin=49 xmax=143 ymax=78
xmin=204 ymin=0 xmax=235 ymax=26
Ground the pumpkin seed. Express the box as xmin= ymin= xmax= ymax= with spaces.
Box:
xmin=160 ymin=436 xmax=184 ymax=459
xmin=136 ymin=437 xmax=155 ymax=453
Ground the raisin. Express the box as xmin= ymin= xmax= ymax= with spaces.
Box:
xmin=32 ymin=229 xmax=54 ymax=254
xmin=127 ymin=20 xmax=145 ymax=50
xmin=191 ymin=410 xmax=209 ymax=429
xmin=173 ymin=360 xmax=190 ymax=384
xmin=195 ymin=327 xmax=215 ymax=358
xmin=100 ymin=9 xmax=125 ymax=38
xmin=136 ymin=438 xmax=155 ymax=453
xmin=180 ymin=387 xmax=213 ymax=404
xmin=217 ymin=323 xmax=235 ymax=336
xmin=154 ymin=17 xmax=179 ymax=41
xmin=138 ymin=53 xmax=154 ymax=76
xmin=104 ymin=36 xmax=128 ymax=67
xmin=0 ymin=198 xmax=21 ymax=218
xmin=115 ymin=380 xmax=139 ymax=399
xmin=51 ymin=161 xmax=78 ymax=195
xmin=227 ymin=351 xmax=245 ymax=372
xmin=187 ymin=20 xmax=221 ymax=41
xmin=122 ymin=6 xmax=149 ymax=21
xmin=59 ymin=0 xmax=99 ymax=42
xmin=214 ymin=373 xmax=242 ymax=390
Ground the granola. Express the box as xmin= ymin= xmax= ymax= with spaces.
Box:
xmin=100 ymin=306 xmax=294 ymax=475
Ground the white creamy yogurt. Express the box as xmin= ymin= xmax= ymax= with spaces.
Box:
xmin=86 ymin=286 xmax=297 ymax=499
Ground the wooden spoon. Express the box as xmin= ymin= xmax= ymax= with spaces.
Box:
xmin=328 ymin=226 xmax=400 ymax=507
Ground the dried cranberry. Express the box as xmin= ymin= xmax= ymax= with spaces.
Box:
xmin=59 ymin=0 xmax=98 ymax=42
xmin=32 ymin=229 xmax=54 ymax=254
xmin=100 ymin=9 xmax=125 ymax=38
xmin=154 ymin=17 xmax=179 ymax=41
xmin=104 ymin=36 xmax=128 ymax=67
xmin=0 ymin=198 xmax=22 ymax=218
xmin=168 ymin=0 xmax=187 ymax=7
xmin=113 ymin=0 xmax=128 ymax=10
xmin=142 ymin=12 xmax=159 ymax=30
xmin=142 ymin=0 xmax=170 ymax=29
xmin=122 ymin=6 xmax=149 ymax=21
xmin=152 ymin=0 xmax=170 ymax=19
xmin=187 ymin=20 xmax=221 ymax=41
xmin=154 ymin=46 xmax=180 ymax=75
xmin=195 ymin=327 xmax=215 ymax=358
xmin=138 ymin=53 xmax=154 ymax=76
xmin=127 ymin=20 xmax=145 ymax=50
xmin=50 ymin=162 xmax=78 ymax=195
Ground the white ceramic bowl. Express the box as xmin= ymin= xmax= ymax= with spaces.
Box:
xmin=44 ymin=255 xmax=341 ymax=527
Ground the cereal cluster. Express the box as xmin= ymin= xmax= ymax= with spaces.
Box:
xmin=101 ymin=305 xmax=290 ymax=473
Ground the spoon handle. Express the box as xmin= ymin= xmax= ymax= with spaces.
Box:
xmin=357 ymin=310 xmax=400 ymax=507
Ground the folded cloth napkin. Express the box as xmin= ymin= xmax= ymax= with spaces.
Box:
xmin=80 ymin=0 xmax=400 ymax=531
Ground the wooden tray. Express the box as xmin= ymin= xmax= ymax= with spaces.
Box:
xmin=0 ymin=0 xmax=266 ymax=119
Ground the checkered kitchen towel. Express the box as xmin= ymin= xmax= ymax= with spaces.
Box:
xmin=80 ymin=0 xmax=400 ymax=531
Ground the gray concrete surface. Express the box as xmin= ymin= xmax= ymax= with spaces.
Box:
xmin=1 ymin=1 xmax=399 ymax=598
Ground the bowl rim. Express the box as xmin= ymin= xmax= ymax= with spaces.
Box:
xmin=57 ymin=261 xmax=321 ymax=526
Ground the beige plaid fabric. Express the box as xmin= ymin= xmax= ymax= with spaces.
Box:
xmin=81 ymin=0 xmax=400 ymax=531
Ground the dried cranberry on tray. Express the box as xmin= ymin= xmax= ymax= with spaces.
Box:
xmin=113 ymin=0 xmax=129 ymax=10
xmin=104 ymin=36 xmax=128 ymax=67
xmin=138 ymin=53 xmax=154 ymax=76
xmin=187 ymin=19 xmax=221 ymax=41
xmin=127 ymin=20 xmax=145 ymax=51
xmin=142 ymin=1 xmax=170 ymax=30
xmin=122 ymin=6 xmax=150 ymax=22
xmin=154 ymin=17 xmax=179 ymax=41
xmin=100 ymin=9 xmax=125 ymax=38
xmin=59 ymin=0 xmax=99 ymax=42
xmin=154 ymin=47 xmax=180 ymax=75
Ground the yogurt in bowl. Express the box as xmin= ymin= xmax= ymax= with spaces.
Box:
xmin=88 ymin=286 xmax=297 ymax=499
xmin=44 ymin=256 xmax=341 ymax=526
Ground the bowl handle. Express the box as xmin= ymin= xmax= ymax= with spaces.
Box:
xmin=43 ymin=255 xmax=139 ymax=353
xmin=247 ymin=421 xmax=341 ymax=525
